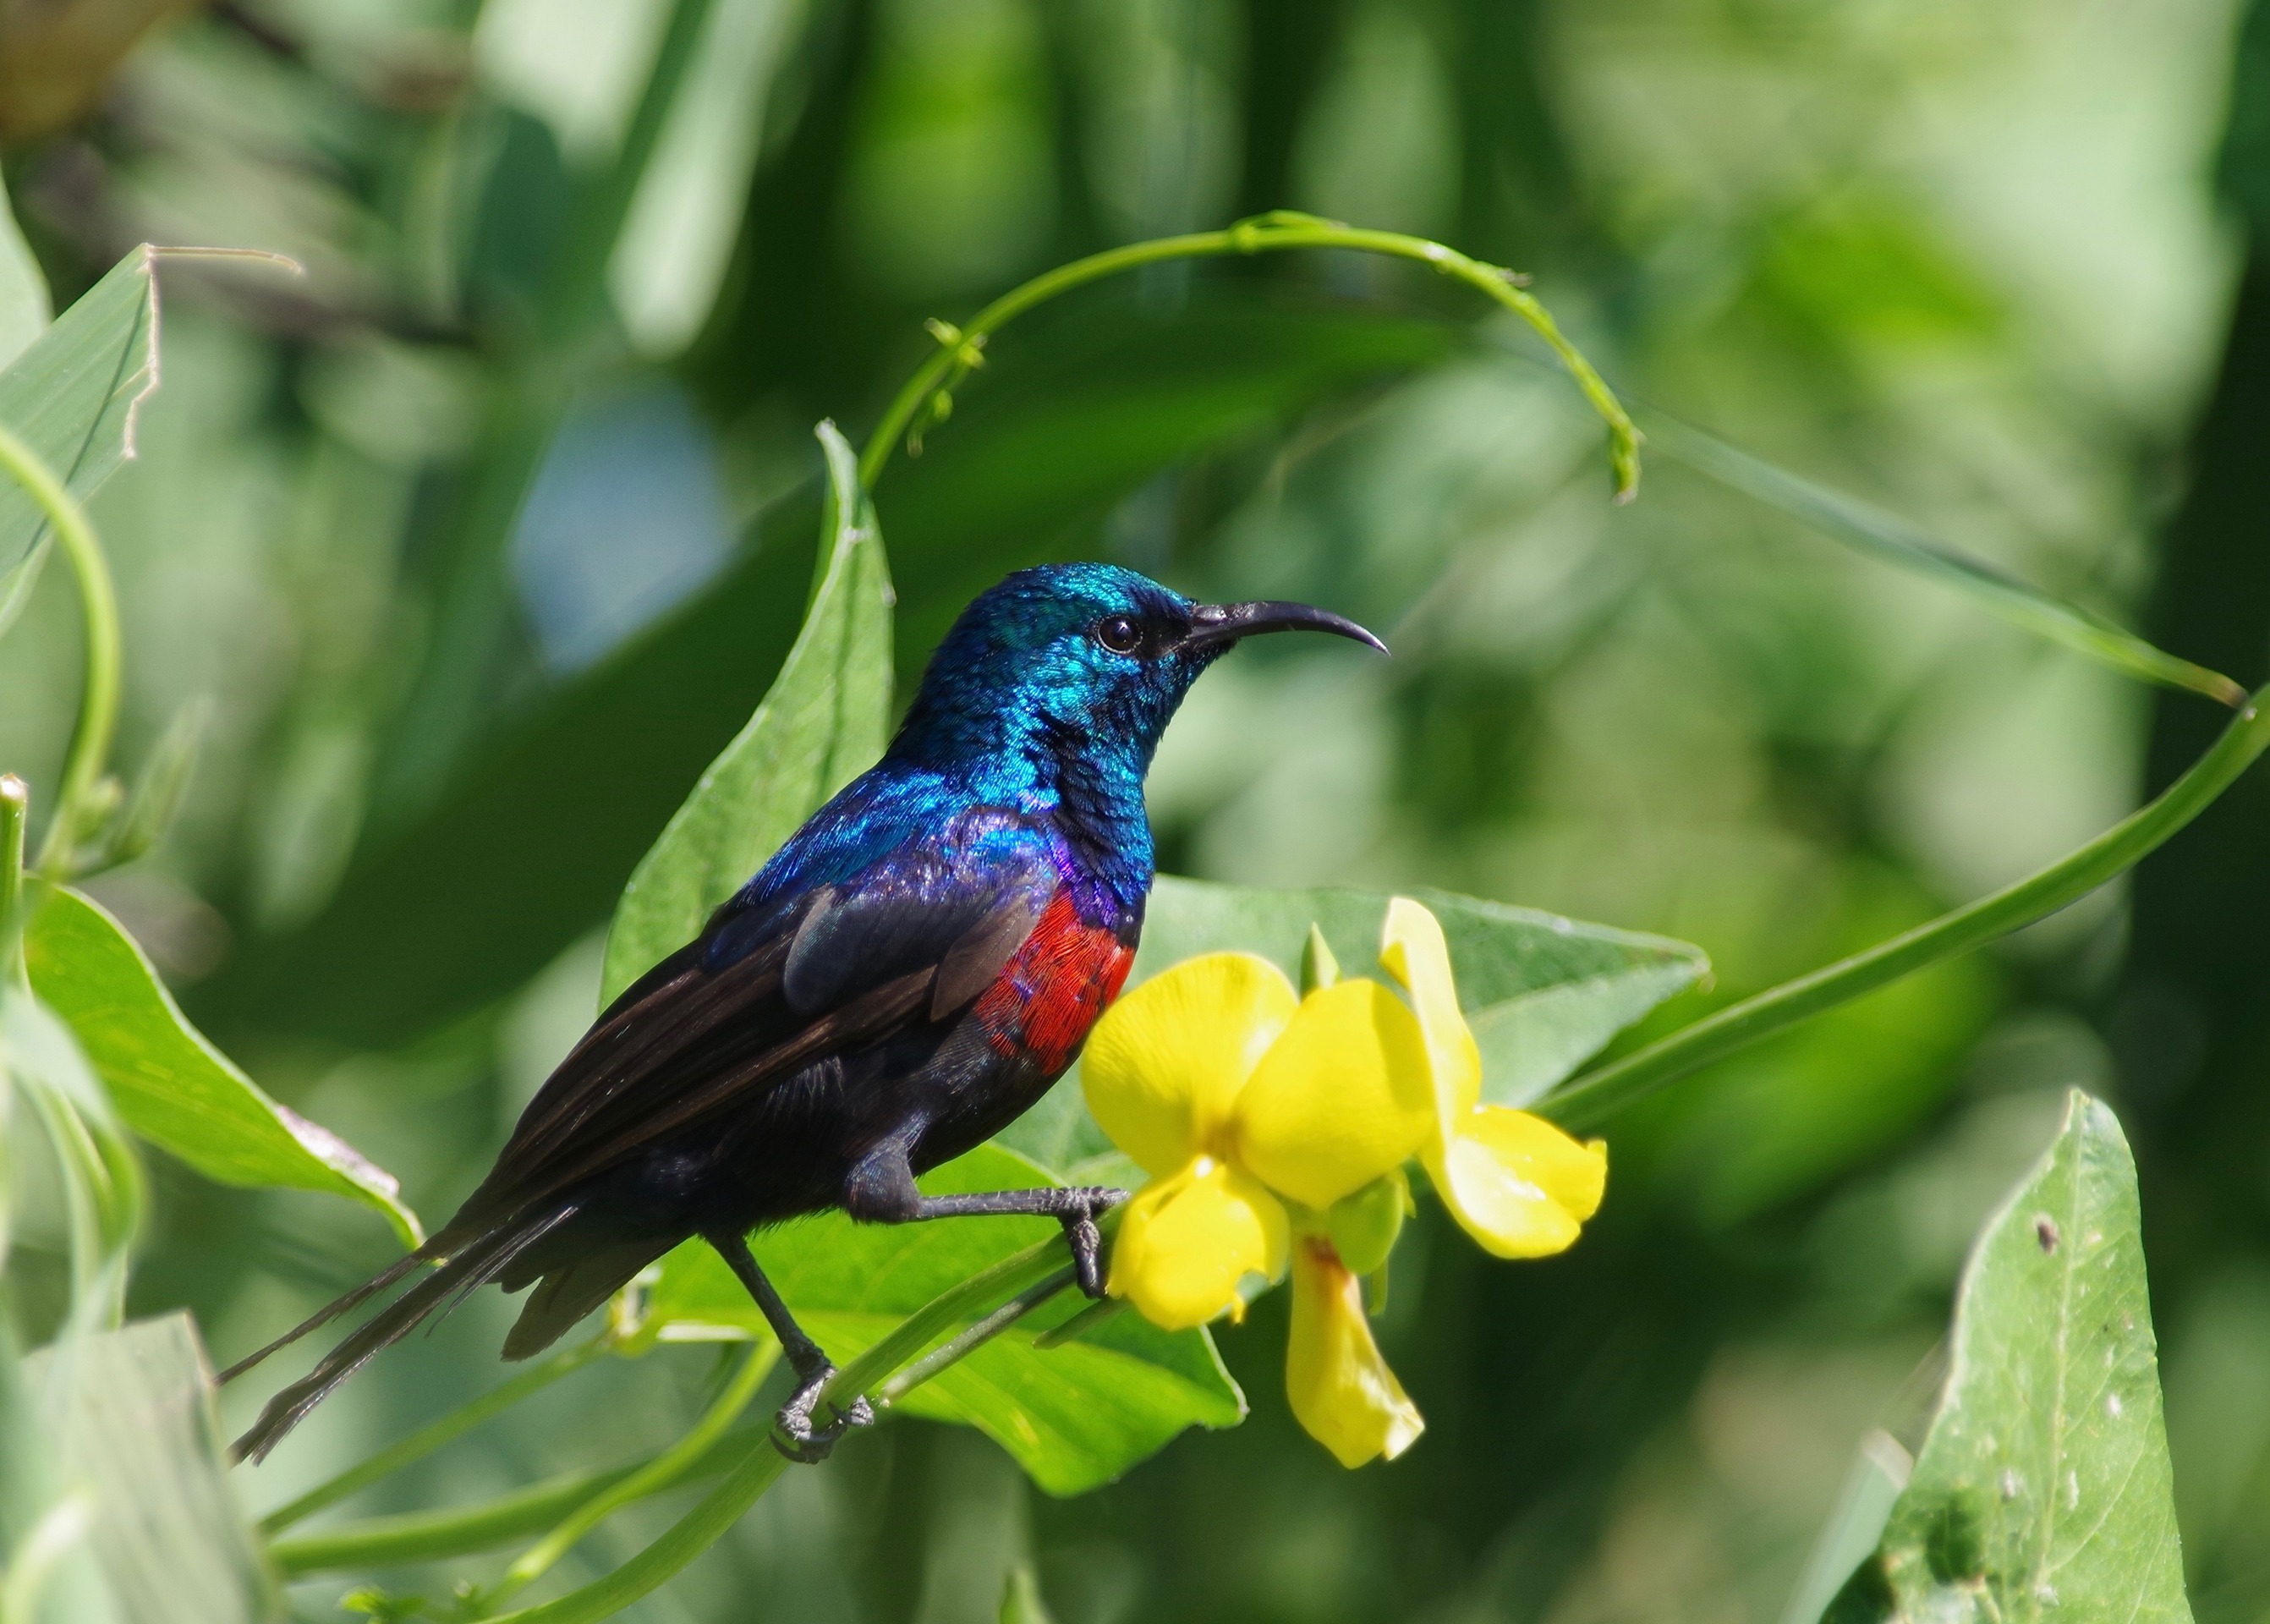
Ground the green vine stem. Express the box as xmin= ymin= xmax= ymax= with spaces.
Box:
xmin=856 ymin=211 xmax=1641 ymax=502
xmin=271 ymin=1238 xmax=1076 ymax=1588
xmin=0 ymin=425 xmax=120 ymax=879
xmin=1542 ymin=683 xmax=2270 ymax=1130
xmin=260 ymin=1337 xmax=617 ymax=1536
xmin=469 ymin=1341 xmax=777 ymax=1615
xmin=480 ymin=1234 xmax=1071 ymax=1624
xmin=267 ymin=1429 xmax=764 ymax=1577
xmin=874 ymin=1266 xmax=1074 ymax=1407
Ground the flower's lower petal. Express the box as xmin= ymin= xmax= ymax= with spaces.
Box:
xmin=1108 ymin=1159 xmax=1289 ymax=1330
xmin=1235 ymin=979 xmax=1435 ymax=1210
xmin=1427 ymin=1108 xmax=1607 ymax=1259
xmin=1083 ymin=953 xmax=1298 ymax=1177
xmin=1286 ymin=1237 xmax=1424 ymax=1468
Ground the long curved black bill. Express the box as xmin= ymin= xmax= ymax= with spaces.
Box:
xmin=1183 ymin=600 xmax=1389 ymax=656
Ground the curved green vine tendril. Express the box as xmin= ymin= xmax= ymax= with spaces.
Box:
xmin=858 ymin=211 xmax=1642 ymax=503
xmin=1543 ymin=683 xmax=2270 ymax=1129
xmin=0 ymin=425 xmax=119 ymax=878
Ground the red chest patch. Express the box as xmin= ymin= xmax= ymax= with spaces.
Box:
xmin=972 ymin=893 xmax=1134 ymax=1073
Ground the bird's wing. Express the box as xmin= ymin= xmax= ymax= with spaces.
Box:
xmin=461 ymin=807 xmax=1063 ymax=1221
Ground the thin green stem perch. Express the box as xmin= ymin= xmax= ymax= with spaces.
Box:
xmin=482 ymin=1234 xmax=1070 ymax=1624
xmin=1542 ymin=683 xmax=2270 ymax=1130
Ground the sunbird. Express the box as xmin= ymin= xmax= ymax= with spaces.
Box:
xmin=226 ymin=563 xmax=1384 ymax=1462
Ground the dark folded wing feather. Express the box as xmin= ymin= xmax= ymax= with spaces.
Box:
xmin=455 ymin=809 xmax=1061 ymax=1227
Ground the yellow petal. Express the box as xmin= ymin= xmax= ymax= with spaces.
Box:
xmin=1083 ymin=952 xmax=1298 ymax=1176
xmin=1286 ymin=1237 xmax=1424 ymax=1468
xmin=1108 ymin=1158 xmax=1290 ymax=1330
xmin=1234 ymin=979 xmax=1435 ymax=1210
xmin=1427 ymin=1107 xmax=1607 ymax=1259
xmin=1379 ymin=897 xmax=1484 ymax=1140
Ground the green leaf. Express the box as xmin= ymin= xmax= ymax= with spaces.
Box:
xmin=1824 ymin=1091 xmax=2191 ymax=1624
xmin=600 ymin=420 xmax=894 ymax=1002
xmin=0 ymin=981 xmax=142 ymax=1319
xmin=1641 ymin=409 xmax=2248 ymax=709
xmin=998 ymin=877 xmax=1707 ymax=1172
xmin=0 ymin=172 xmax=52 ymax=376
xmin=644 ymin=1144 xmax=1245 ymax=1496
xmin=0 ymin=246 xmax=157 ymax=608
xmin=22 ymin=886 xmax=421 ymax=1248
xmin=19 ymin=1313 xmax=282 ymax=1624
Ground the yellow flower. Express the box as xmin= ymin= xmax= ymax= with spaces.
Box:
xmin=1286 ymin=1236 xmax=1423 ymax=1468
xmin=1083 ymin=898 xmax=1609 ymax=1468
xmin=1084 ymin=952 xmax=1434 ymax=1330
xmin=1380 ymin=898 xmax=1607 ymax=1258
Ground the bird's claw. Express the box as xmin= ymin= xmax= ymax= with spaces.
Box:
xmin=770 ymin=1363 xmax=874 ymax=1464
xmin=1059 ymin=1187 xmax=1129 ymax=1299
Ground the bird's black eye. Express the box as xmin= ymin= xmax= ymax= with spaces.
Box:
xmin=1095 ymin=615 xmax=1143 ymax=655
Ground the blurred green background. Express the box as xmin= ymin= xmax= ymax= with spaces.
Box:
xmin=5 ymin=0 xmax=2269 ymax=1618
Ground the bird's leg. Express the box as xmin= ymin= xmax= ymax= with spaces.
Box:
xmin=707 ymin=1231 xmax=874 ymax=1463
xmin=907 ymin=1188 xmax=1128 ymax=1298
xmin=846 ymin=1141 xmax=1127 ymax=1298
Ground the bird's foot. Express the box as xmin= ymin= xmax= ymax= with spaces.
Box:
xmin=1056 ymin=1187 xmax=1130 ymax=1299
xmin=770 ymin=1362 xmax=875 ymax=1464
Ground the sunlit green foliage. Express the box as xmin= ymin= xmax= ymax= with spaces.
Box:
xmin=0 ymin=0 xmax=2263 ymax=1621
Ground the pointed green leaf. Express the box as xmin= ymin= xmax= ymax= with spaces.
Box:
xmin=998 ymin=877 xmax=1708 ymax=1173
xmin=20 ymin=1314 xmax=281 ymax=1624
xmin=644 ymin=1144 xmax=1245 ymax=1496
xmin=0 ymin=246 xmax=157 ymax=605
xmin=22 ymin=887 xmax=421 ymax=1248
xmin=1824 ymin=1091 xmax=2190 ymax=1624
xmin=0 ymin=171 xmax=52 ymax=375
xmin=0 ymin=980 xmax=143 ymax=1312
xmin=600 ymin=420 xmax=894 ymax=1002
xmin=1642 ymin=409 xmax=2246 ymax=708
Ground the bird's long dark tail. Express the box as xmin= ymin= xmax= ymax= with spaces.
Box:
xmin=224 ymin=1206 xmax=577 ymax=1463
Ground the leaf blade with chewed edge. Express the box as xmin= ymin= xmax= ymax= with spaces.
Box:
xmin=23 ymin=886 xmax=421 ymax=1248
xmin=0 ymin=245 xmax=157 ymax=601
xmin=1823 ymin=1090 xmax=2190 ymax=1624
xmin=599 ymin=419 xmax=894 ymax=1003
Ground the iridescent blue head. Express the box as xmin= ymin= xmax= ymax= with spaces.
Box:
xmin=890 ymin=562 xmax=1385 ymax=793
